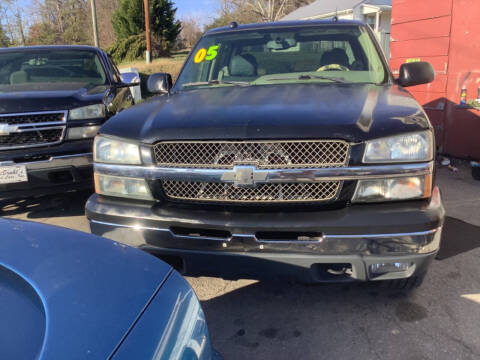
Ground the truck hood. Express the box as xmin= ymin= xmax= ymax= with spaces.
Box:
xmin=0 ymin=84 xmax=109 ymax=114
xmin=100 ymin=83 xmax=431 ymax=143
xmin=0 ymin=218 xmax=172 ymax=360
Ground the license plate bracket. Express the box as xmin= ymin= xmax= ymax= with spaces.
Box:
xmin=0 ymin=165 xmax=28 ymax=184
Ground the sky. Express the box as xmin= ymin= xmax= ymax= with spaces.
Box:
xmin=174 ymin=0 xmax=218 ymax=26
xmin=15 ymin=0 xmax=219 ymax=28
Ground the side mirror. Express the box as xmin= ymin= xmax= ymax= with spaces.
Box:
xmin=147 ymin=73 xmax=173 ymax=94
xmin=397 ymin=61 xmax=435 ymax=87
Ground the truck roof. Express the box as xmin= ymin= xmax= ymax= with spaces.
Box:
xmin=205 ymin=19 xmax=366 ymax=35
xmin=0 ymin=45 xmax=102 ymax=53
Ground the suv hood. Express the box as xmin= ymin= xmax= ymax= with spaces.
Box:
xmin=0 ymin=84 xmax=109 ymax=114
xmin=0 ymin=218 xmax=172 ymax=360
xmin=101 ymin=83 xmax=431 ymax=143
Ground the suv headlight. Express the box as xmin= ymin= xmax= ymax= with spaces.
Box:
xmin=363 ymin=131 xmax=433 ymax=163
xmin=94 ymin=173 xmax=153 ymax=200
xmin=93 ymin=135 xmax=152 ymax=200
xmin=353 ymin=174 xmax=432 ymax=203
xmin=70 ymin=104 xmax=105 ymax=120
xmin=94 ymin=135 xmax=141 ymax=165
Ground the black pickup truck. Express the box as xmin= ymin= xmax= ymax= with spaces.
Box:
xmin=87 ymin=20 xmax=445 ymax=289
xmin=0 ymin=45 xmax=136 ymax=200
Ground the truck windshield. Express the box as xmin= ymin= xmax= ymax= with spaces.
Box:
xmin=176 ymin=25 xmax=389 ymax=91
xmin=0 ymin=50 xmax=108 ymax=92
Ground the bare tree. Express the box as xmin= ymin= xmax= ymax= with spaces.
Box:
xmin=1 ymin=0 xmax=30 ymax=45
xmin=0 ymin=5 xmax=14 ymax=43
xmin=222 ymin=0 xmax=315 ymax=23
xmin=95 ymin=0 xmax=119 ymax=48
xmin=289 ymin=0 xmax=315 ymax=8
xmin=207 ymin=0 xmax=261 ymax=29
xmin=179 ymin=16 xmax=203 ymax=49
xmin=30 ymin=0 xmax=91 ymax=45
xmin=238 ymin=0 xmax=290 ymax=22
xmin=218 ymin=0 xmax=237 ymax=16
xmin=14 ymin=11 xmax=27 ymax=45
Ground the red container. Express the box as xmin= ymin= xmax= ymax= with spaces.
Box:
xmin=390 ymin=0 xmax=480 ymax=159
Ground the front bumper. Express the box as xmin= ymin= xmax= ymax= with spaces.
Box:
xmin=86 ymin=187 xmax=445 ymax=283
xmin=0 ymin=151 xmax=93 ymax=200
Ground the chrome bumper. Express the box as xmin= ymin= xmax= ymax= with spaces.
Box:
xmin=87 ymin=187 xmax=444 ymax=282
xmin=87 ymin=185 xmax=444 ymax=256
xmin=89 ymin=218 xmax=442 ymax=256
xmin=1 ymin=153 xmax=92 ymax=170
xmin=89 ymin=217 xmax=441 ymax=282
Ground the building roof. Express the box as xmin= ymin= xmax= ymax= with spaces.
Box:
xmin=282 ymin=0 xmax=392 ymax=21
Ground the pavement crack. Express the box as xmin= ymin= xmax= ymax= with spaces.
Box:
xmin=358 ymin=326 xmax=382 ymax=360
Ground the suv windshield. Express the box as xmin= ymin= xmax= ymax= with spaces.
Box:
xmin=0 ymin=50 xmax=108 ymax=92
xmin=176 ymin=25 xmax=389 ymax=91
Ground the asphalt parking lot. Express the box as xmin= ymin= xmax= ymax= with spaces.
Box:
xmin=2 ymin=161 xmax=480 ymax=360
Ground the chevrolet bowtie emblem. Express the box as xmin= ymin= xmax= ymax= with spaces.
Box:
xmin=0 ymin=124 xmax=19 ymax=135
xmin=221 ymin=165 xmax=268 ymax=187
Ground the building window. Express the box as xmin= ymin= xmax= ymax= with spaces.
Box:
xmin=365 ymin=14 xmax=376 ymax=31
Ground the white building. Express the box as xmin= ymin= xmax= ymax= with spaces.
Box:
xmin=282 ymin=0 xmax=392 ymax=57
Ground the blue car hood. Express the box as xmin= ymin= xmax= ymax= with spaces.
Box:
xmin=0 ymin=218 xmax=172 ymax=360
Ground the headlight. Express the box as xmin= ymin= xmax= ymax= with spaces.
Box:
xmin=94 ymin=136 xmax=141 ymax=164
xmin=353 ymin=174 xmax=432 ymax=203
xmin=69 ymin=104 xmax=105 ymax=120
xmin=363 ymin=131 xmax=433 ymax=163
xmin=66 ymin=125 xmax=100 ymax=140
xmin=94 ymin=174 xmax=153 ymax=200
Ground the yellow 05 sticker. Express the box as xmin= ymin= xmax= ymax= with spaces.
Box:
xmin=194 ymin=45 xmax=220 ymax=63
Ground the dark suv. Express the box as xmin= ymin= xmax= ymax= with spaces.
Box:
xmin=0 ymin=46 xmax=136 ymax=200
xmin=87 ymin=20 xmax=445 ymax=288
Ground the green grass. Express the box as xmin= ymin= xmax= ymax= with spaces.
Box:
xmin=118 ymin=50 xmax=189 ymax=81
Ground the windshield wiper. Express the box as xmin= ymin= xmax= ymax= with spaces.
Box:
xmin=182 ymin=80 xmax=250 ymax=87
xmin=267 ymin=74 xmax=347 ymax=84
xmin=299 ymin=74 xmax=347 ymax=83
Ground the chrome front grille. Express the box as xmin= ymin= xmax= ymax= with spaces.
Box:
xmin=153 ymin=140 xmax=350 ymax=169
xmin=0 ymin=129 xmax=64 ymax=147
xmin=0 ymin=111 xmax=67 ymax=150
xmin=162 ymin=180 xmax=341 ymax=203
xmin=0 ymin=112 xmax=65 ymax=125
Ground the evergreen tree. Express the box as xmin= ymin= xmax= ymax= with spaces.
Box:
xmin=150 ymin=0 xmax=181 ymax=52
xmin=110 ymin=0 xmax=181 ymax=60
xmin=111 ymin=0 xmax=144 ymax=40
